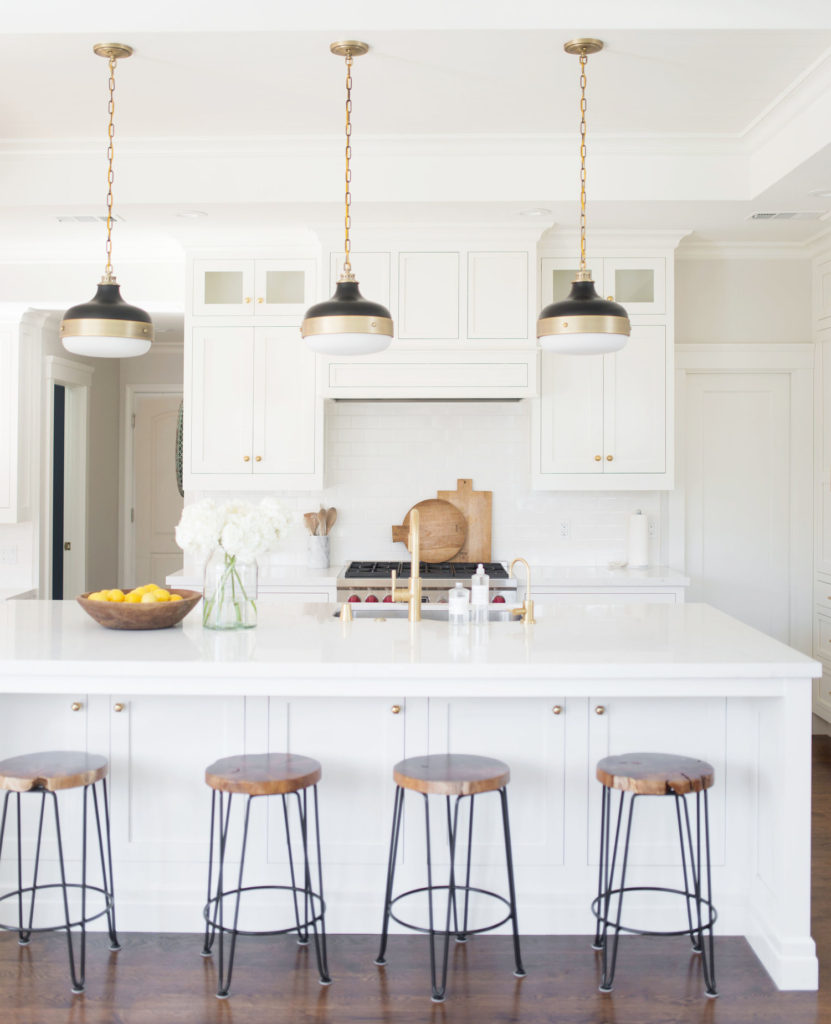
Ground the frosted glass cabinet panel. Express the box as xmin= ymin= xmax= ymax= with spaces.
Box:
xmin=193 ymin=259 xmax=315 ymax=316
xmin=539 ymin=257 xmax=665 ymax=315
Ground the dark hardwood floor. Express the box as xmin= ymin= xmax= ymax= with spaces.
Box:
xmin=4 ymin=738 xmax=831 ymax=1024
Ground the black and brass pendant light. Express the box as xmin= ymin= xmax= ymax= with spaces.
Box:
xmin=537 ymin=39 xmax=629 ymax=355
xmin=61 ymin=43 xmax=153 ymax=358
xmin=302 ymin=41 xmax=393 ymax=355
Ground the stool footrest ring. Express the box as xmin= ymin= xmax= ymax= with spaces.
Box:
xmin=0 ymin=883 xmax=115 ymax=933
xmin=389 ymin=884 xmax=512 ymax=937
xmin=203 ymin=884 xmax=325 ymax=938
xmin=591 ymin=885 xmax=718 ymax=936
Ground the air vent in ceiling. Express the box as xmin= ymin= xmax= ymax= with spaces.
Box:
xmin=749 ymin=211 xmax=825 ymax=221
xmin=56 ymin=214 xmax=125 ymax=224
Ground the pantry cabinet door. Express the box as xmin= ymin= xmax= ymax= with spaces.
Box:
xmin=253 ymin=327 xmax=319 ymax=479
xmin=538 ymin=351 xmax=604 ymax=474
xmin=603 ymin=325 xmax=667 ymax=474
xmin=189 ymin=327 xmax=255 ymax=474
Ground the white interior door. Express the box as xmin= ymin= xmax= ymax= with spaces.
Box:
xmin=683 ymin=371 xmax=792 ymax=641
xmin=133 ymin=393 xmax=184 ymax=587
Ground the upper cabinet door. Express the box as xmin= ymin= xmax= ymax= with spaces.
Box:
xmin=192 ymin=260 xmax=256 ymax=316
xmin=539 ymin=257 xmax=603 ymax=308
xmin=189 ymin=326 xmax=255 ymax=474
xmin=467 ymin=252 xmax=528 ymax=339
xmin=602 ymin=257 xmax=666 ymax=315
xmin=537 ymin=351 xmax=604 ymax=474
xmin=253 ymin=259 xmax=316 ymax=317
xmin=253 ymin=327 xmax=319 ymax=477
xmin=330 ymin=251 xmax=392 ymax=315
xmin=603 ymin=325 xmax=667 ymax=474
xmin=397 ymin=252 xmax=460 ymax=339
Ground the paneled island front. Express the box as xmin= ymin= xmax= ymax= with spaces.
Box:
xmin=0 ymin=599 xmax=820 ymax=990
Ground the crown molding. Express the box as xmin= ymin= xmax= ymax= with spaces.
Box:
xmin=676 ymin=240 xmax=813 ymax=260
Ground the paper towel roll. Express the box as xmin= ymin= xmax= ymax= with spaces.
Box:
xmin=627 ymin=510 xmax=649 ymax=568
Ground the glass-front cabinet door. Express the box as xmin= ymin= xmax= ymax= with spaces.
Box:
xmin=193 ymin=259 xmax=316 ymax=317
xmin=539 ymin=256 xmax=665 ymax=316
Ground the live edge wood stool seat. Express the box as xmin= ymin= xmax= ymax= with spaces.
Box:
xmin=201 ymin=752 xmax=331 ymax=998
xmin=0 ymin=750 xmax=120 ymax=994
xmin=375 ymin=753 xmax=525 ymax=1003
xmin=592 ymin=752 xmax=717 ymax=998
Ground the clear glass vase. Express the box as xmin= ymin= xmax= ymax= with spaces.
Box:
xmin=202 ymin=550 xmax=257 ymax=630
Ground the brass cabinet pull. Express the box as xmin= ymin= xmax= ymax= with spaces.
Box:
xmin=606 ymin=455 xmax=614 ymax=462
xmin=243 ymin=455 xmax=250 ymax=462
xmin=255 ymin=456 xmax=262 ymax=462
xmin=594 ymin=455 xmax=602 ymax=462
xmin=552 ymin=705 xmax=563 ymax=715
xmin=70 ymin=701 xmax=82 ymax=712
xmin=113 ymin=703 xmax=125 ymax=713
xmin=594 ymin=705 xmax=606 ymax=716
xmin=391 ymin=704 xmax=402 ymax=715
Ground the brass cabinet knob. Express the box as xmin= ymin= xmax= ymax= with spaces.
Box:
xmin=243 ymin=455 xmax=250 ymax=462
xmin=606 ymin=455 xmax=614 ymax=462
xmin=257 ymin=297 xmax=264 ymax=304
xmin=594 ymin=705 xmax=606 ymax=716
xmin=244 ymin=296 xmax=252 ymax=303
xmin=255 ymin=456 xmax=262 ymax=462
xmin=113 ymin=703 xmax=125 ymax=713
xmin=391 ymin=704 xmax=402 ymax=715
xmin=70 ymin=701 xmax=82 ymax=712
xmin=552 ymin=705 xmax=563 ymax=715
xmin=594 ymin=455 xmax=602 ymax=462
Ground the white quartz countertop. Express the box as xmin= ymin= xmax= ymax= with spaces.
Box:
xmin=0 ymin=600 xmax=818 ymax=698
xmin=530 ymin=565 xmax=689 ymax=587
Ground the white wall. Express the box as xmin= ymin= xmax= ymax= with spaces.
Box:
xmin=675 ymin=257 xmax=812 ymax=344
xmin=192 ymin=399 xmax=665 ymax=572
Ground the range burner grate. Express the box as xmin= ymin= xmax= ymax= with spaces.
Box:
xmin=343 ymin=561 xmax=509 ymax=581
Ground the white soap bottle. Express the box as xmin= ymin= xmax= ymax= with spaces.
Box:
xmin=470 ymin=564 xmax=490 ymax=624
xmin=448 ymin=582 xmax=470 ymax=625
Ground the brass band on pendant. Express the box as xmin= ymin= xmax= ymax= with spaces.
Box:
xmin=60 ymin=318 xmax=154 ymax=340
xmin=537 ymin=314 xmax=630 ymax=337
xmin=302 ymin=315 xmax=394 ymax=337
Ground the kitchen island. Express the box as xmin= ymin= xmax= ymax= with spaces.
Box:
xmin=0 ymin=598 xmax=820 ymax=990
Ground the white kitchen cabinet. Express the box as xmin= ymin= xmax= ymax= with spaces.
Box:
xmin=192 ymin=258 xmax=316 ymax=318
xmin=533 ymin=324 xmax=670 ymax=488
xmin=540 ymin=256 xmax=666 ymax=316
xmin=0 ymin=319 xmax=33 ymax=523
xmin=186 ymin=325 xmax=322 ymax=490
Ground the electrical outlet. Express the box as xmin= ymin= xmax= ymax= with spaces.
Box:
xmin=559 ymin=519 xmax=570 ymax=538
xmin=0 ymin=545 xmax=18 ymax=565
xmin=647 ymin=518 xmax=657 ymax=538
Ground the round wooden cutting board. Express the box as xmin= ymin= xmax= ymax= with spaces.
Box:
xmin=391 ymin=499 xmax=467 ymax=562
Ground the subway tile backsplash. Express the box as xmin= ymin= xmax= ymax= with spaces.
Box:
xmin=193 ymin=400 xmax=664 ymax=570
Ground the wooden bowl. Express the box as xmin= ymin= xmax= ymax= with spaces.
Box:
xmin=76 ymin=589 xmax=202 ymax=630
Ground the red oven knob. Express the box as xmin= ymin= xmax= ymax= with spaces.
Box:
xmin=365 ymin=594 xmax=379 ymax=603
xmin=383 ymin=594 xmax=393 ymax=603
xmin=492 ymin=594 xmax=506 ymax=603
xmin=348 ymin=594 xmax=361 ymax=602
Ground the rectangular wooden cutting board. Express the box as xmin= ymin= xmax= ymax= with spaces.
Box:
xmin=436 ymin=479 xmax=492 ymax=563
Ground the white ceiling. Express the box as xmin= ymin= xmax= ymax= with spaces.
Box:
xmin=4 ymin=2 xmax=831 ymax=268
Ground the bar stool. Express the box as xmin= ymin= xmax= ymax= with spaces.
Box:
xmin=375 ymin=753 xmax=525 ymax=1002
xmin=592 ymin=752 xmax=717 ymax=997
xmin=201 ymin=752 xmax=331 ymax=998
xmin=0 ymin=750 xmax=120 ymax=993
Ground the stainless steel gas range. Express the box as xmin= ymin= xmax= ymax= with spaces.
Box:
xmin=336 ymin=560 xmax=518 ymax=604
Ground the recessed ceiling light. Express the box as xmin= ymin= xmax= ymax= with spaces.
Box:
xmin=808 ymin=189 xmax=831 ymax=199
xmin=517 ymin=207 xmax=552 ymax=218
xmin=175 ymin=210 xmax=208 ymax=219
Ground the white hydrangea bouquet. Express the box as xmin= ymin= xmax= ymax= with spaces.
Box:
xmin=175 ymin=498 xmax=292 ymax=630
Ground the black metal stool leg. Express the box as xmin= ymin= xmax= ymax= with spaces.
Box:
xmin=216 ymin=793 xmax=252 ymax=999
xmin=455 ymin=795 xmax=476 ymax=943
xmin=681 ymin=791 xmax=717 ymax=997
xmin=201 ymin=789 xmax=219 ymax=957
xmin=701 ymin=790 xmax=717 ymax=997
xmin=498 ymin=787 xmax=526 ymax=978
xmin=19 ymin=792 xmax=47 ymax=946
xmin=592 ymin=785 xmax=609 ymax=950
xmin=599 ymin=792 xmax=637 ymax=993
xmin=374 ymin=785 xmax=404 ymax=967
xmin=51 ymin=789 xmax=85 ymax=993
xmin=282 ymin=793 xmax=308 ymax=945
xmin=93 ymin=778 xmax=120 ymax=951
xmin=674 ymin=792 xmax=698 ymax=952
xmin=297 ymin=787 xmax=331 ymax=984
xmin=424 ymin=792 xmax=457 ymax=1003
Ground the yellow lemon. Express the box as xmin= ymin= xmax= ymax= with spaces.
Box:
xmin=124 ymin=592 xmax=142 ymax=603
xmin=168 ymin=594 xmax=183 ymax=602
xmin=140 ymin=592 xmax=159 ymax=604
xmin=88 ymin=591 xmax=106 ymax=602
xmin=144 ymin=583 xmax=161 ymax=591
xmin=107 ymin=589 xmax=125 ymax=602
xmin=153 ymin=589 xmax=171 ymax=602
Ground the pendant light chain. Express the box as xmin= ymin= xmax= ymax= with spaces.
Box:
xmin=342 ymin=51 xmax=354 ymax=278
xmin=103 ymin=55 xmax=118 ymax=284
xmin=578 ymin=49 xmax=588 ymax=273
